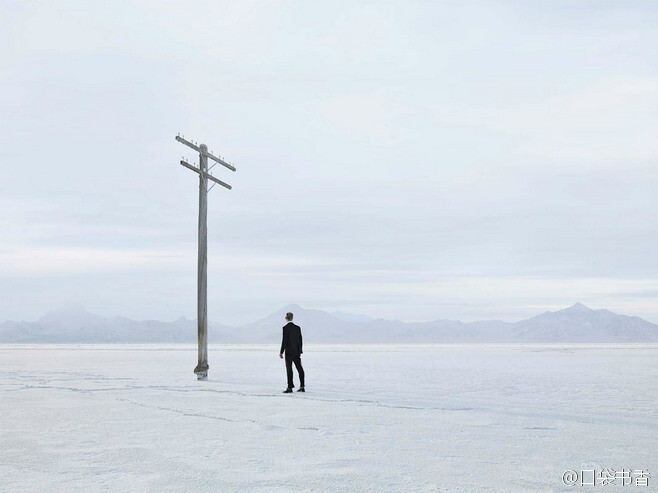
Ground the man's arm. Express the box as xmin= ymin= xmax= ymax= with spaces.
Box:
xmin=299 ymin=328 xmax=303 ymax=354
xmin=279 ymin=326 xmax=287 ymax=357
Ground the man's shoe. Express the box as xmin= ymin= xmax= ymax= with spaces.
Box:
xmin=283 ymin=388 xmax=293 ymax=393
xmin=297 ymin=387 xmax=305 ymax=392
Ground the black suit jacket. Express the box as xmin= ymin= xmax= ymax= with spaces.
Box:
xmin=280 ymin=322 xmax=303 ymax=357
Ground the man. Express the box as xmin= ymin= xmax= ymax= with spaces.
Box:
xmin=279 ymin=311 xmax=305 ymax=393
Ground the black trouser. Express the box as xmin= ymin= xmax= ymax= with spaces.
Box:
xmin=285 ymin=353 xmax=305 ymax=389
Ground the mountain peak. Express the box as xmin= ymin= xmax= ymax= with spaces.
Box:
xmin=565 ymin=302 xmax=592 ymax=312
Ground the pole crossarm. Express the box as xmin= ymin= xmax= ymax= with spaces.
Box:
xmin=179 ymin=160 xmax=232 ymax=190
xmin=175 ymin=135 xmax=237 ymax=172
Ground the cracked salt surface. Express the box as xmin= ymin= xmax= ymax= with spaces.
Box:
xmin=1 ymin=343 xmax=656 ymax=492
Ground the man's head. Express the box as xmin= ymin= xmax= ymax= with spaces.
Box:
xmin=285 ymin=312 xmax=293 ymax=322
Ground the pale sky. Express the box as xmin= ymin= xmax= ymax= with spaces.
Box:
xmin=2 ymin=0 xmax=658 ymax=325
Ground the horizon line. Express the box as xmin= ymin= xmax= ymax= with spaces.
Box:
xmin=3 ymin=301 xmax=654 ymax=327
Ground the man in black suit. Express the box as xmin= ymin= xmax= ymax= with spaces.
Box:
xmin=279 ymin=311 xmax=305 ymax=393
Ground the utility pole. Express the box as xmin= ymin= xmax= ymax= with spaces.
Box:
xmin=175 ymin=134 xmax=236 ymax=380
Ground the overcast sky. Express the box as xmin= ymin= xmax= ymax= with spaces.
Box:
xmin=2 ymin=0 xmax=658 ymax=325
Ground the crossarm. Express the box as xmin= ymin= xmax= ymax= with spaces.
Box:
xmin=179 ymin=161 xmax=232 ymax=190
xmin=175 ymin=136 xmax=237 ymax=172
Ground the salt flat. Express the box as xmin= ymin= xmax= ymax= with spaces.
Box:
xmin=0 ymin=344 xmax=656 ymax=492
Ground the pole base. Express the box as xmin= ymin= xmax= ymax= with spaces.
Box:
xmin=194 ymin=362 xmax=209 ymax=380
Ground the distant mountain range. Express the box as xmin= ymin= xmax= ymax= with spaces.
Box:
xmin=1 ymin=302 xmax=657 ymax=343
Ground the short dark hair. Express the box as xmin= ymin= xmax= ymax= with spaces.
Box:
xmin=285 ymin=312 xmax=293 ymax=321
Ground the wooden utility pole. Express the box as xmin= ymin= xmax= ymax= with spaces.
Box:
xmin=175 ymin=134 xmax=236 ymax=379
